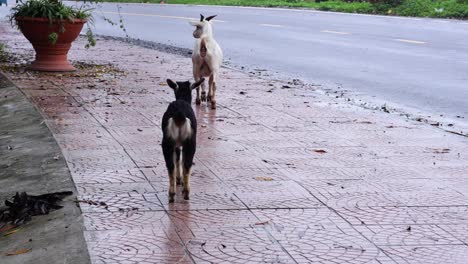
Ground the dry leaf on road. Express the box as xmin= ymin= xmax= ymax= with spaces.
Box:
xmin=6 ymin=248 xmax=31 ymax=256
xmin=255 ymin=176 xmax=273 ymax=181
xmin=313 ymin=149 xmax=327 ymax=154
xmin=3 ymin=228 xmax=21 ymax=237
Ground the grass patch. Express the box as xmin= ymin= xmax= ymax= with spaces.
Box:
xmin=101 ymin=0 xmax=468 ymax=19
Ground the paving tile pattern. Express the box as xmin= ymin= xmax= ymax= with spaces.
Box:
xmin=2 ymin=26 xmax=468 ymax=263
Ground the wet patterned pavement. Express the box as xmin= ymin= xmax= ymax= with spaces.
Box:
xmin=2 ymin=24 xmax=468 ymax=263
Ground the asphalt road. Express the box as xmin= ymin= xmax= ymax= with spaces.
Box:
xmin=2 ymin=2 xmax=468 ymax=121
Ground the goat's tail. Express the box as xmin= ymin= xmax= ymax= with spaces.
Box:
xmin=173 ymin=110 xmax=187 ymax=127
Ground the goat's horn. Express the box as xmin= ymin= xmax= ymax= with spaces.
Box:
xmin=206 ymin=15 xmax=217 ymax=21
xmin=200 ymin=14 xmax=204 ymax=22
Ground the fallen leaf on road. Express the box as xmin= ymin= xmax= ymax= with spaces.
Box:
xmin=159 ymin=82 xmax=166 ymax=86
xmin=429 ymin=148 xmax=450 ymax=154
xmin=254 ymin=221 xmax=269 ymax=225
xmin=3 ymin=228 xmax=21 ymax=237
xmin=7 ymin=145 xmax=12 ymax=150
xmin=313 ymin=149 xmax=327 ymax=154
xmin=406 ymin=226 xmax=412 ymax=232
xmin=255 ymin=176 xmax=273 ymax=181
xmin=53 ymin=155 xmax=60 ymax=160
xmin=5 ymin=248 xmax=31 ymax=256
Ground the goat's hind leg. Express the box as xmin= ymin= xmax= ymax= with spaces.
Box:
xmin=182 ymin=142 xmax=195 ymax=200
xmin=209 ymin=73 xmax=217 ymax=109
xmin=162 ymin=141 xmax=176 ymax=203
xmin=200 ymin=80 xmax=207 ymax=103
xmin=175 ymin=147 xmax=182 ymax=185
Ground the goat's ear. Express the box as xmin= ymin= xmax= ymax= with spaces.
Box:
xmin=191 ymin=78 xmax=205 ymax=90
xmin=167 ymin=79 xmax=178 ymax=90
xmin=206 ymin=15 xmax=217 ymax=21
xmin=200 ymin=14 xmax=204 ymax=21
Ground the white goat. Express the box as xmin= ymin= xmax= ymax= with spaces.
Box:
xmin=190 ymin=14 xmax=223 ymax=109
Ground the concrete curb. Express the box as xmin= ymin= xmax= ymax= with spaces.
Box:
xmin=0 ymin=71 xmax=90 ymax=264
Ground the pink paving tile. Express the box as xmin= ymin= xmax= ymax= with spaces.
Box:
xmin=159 ymin=191 xmax=247 ymax=211
xmin=77 ymin=193 xmax=164 ymax=213
xmin=355 ymin=225 xmax=463 ymax=246
xmin=381 ymin=245 xmax=468 ymax=264
xmin=85 ymin=228 xmax=192 ymax=264
xmin=72 ymin=168 xmax=148 ymax=184
xmin=168 ymin=209 xmax=260 ymax=230
xmin=335 ymin=206 xmax=468 ymax=226
xmin=65 ymin=149 xmax=136 ymax=171
xmin=83 ymin=211 xmax=171 ymax=231
xmin=76 ymin=182 xmax=155 ymax=196
xmin=227 ymin=180 xmax=323 ymax=209
xmin=184 ymin=227 xmax=295 ymax=264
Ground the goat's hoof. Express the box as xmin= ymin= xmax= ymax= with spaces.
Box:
xmin=201 ymin=92 xmax=207 ymax=102
xmin=211 ymin=101 xmax=217 ymax=109
xmin=168 ymin=192 xmax=175 ymax=203
xmin=207 ymin=95 xmax=212 ymax=102
xmin=176 ymin=177 xmax=182 ymax=185
xmin=182 ymin=189 xmax=190 ymax=200
xmin=195 ymin=98 xmax=201 ymax=105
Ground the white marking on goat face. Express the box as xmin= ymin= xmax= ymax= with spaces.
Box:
xmin=167 ymin=118 xmax=193 ymax=146
xmin=189 ymin=21 xmax=212 ymax=39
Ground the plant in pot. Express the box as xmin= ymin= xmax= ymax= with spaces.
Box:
xmin=9 ymin=0 xmax=96 ymax=71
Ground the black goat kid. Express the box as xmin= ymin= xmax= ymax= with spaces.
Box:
xmin=162 ymin=78 xmax=204 ymax=203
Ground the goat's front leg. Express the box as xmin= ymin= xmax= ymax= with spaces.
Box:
xmin=182 ymin=142 xmax=195 ymax=200
xmin=209 ymin=73 xmax=217 ymax=109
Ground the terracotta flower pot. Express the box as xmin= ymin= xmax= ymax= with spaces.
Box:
xmin=16 ymin=17 xmax=86 ymax=72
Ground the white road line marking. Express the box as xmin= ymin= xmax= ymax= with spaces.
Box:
xmin=321 ymin=30 xmax=351 ymax=35
xmin=260 ymin=23 xmax=285 ymax=28
xmin=168 ymin=3 xmax=426 ymax=21
xmin=395 ymin=38 xmax=426 ymax=44
xmin=100 ymin=11 xmax=226 ymax=22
